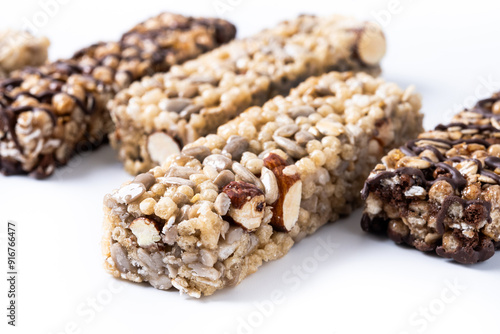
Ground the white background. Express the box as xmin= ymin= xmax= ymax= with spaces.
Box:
xmin=1 ymin=1 xmax=500 ymax=333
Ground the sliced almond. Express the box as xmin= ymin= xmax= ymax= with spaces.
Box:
xmin=356 ymin=23 xmax=387 ymax=66
xmin=147 ymin=132 xmax=180 ymax=165
xmin=222 ymin=181 xmax=266 ymax=231
xmin=130 ymin=217 xmax=161 ymax=247
xmin=263 ymin=153 xmax=302 ymax=232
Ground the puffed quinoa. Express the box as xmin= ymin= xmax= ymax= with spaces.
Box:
xmin=103 ymin=71 xmax=423 ymax=297
xmin=154 ymin=197 xmax=178 ymax=220
xmin=109 ymin=15 xmax=387 ymax=175
xmin=140 ymin=198 xmax=156 ymax=215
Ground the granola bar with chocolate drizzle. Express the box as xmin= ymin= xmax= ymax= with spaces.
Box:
xmin=362 ymin=94 xmax=500 ymax=264
xmin=0 ymin=13 xmax=236 ymax=178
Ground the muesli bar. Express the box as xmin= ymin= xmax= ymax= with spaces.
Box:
xmin=108 ymin=15 xmax=387 ymax=175
xmin=0 ymin=13 xmax=236 ymax=178
xmin=362 ymin=95 xmax=500 ymax=264
xmin=70 ymin=13 xmax=236 ymax=92
xmin=0 ymin=30 xmax=49 ymax=78
xmin=102 ymin=71 xmax=423 ymax=297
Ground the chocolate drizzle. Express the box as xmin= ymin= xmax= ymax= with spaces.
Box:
xmin=363 ymin=94 xmax=500 ymax=260
xmin=435 ymin=196 xmax=492 ymax=234
xmin=0 ymin=14 xmax=236 ymax=177
xmin=471 ymin=96 xmax=500 ymax=119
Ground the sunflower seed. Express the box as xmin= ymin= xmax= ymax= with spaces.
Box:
xmin=286 ymin=105 xmax=315 ymax=118
xmin=179 ymin=104 xmax=202 ymax=119
xmin=203 ymin=154 xmax=233 ymax=172
xmin=273 ymin=135 xmax=307 ymax=158
xmin=162 ymin=98 xmax=191 ymax=113
xmin=222 ymin=135 xmax=249 ymax=161
xmin=158 ymin=177 xmax=195 ymax=188
xmin=261 ymin=166 xmax=279 ymax=204
xmin=274 ymin=124 xmax=299 ymax=137
xmin=133 ymin=173 xmax=156 ymax=189
xmin=213 ymin=170 xmax=235 ymax=189
xmin=232 ymin=162 xmax=264 ymax=190
xmin=167 ymin=166 xmax=199 ymax=178
xmin=182 ymin=145 xmax=211 ymax=162
xmin=294 ymin=130 xmax=315 ymax=145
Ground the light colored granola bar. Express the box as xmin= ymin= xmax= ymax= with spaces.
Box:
xmin=0 ymin=13 xmax=236 ymax=178
xmin=0 ymin=30 xmax=49 ymax=78
xmin=102 ymin=71 xmax=423 ymax=297
xmin=109 ymin=15 xmax=387 ymax=175
xmin=362 ymin=95 xmax=500 ymax=264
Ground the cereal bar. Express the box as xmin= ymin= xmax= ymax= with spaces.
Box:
xmin=102 ymin=72 xmax=423 ymax=297
xmin=0 ymin=30 xmax=49 ymax=78
xmin=361 ymin=95 xmax=500 ymax=264
xmin=108 ymin=15 xmax=387 ymax=175
xmin=0 ymin=13 xmax=236 ymax=178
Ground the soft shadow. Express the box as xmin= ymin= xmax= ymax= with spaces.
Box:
xmin=203 ymin=211 xmax=367 ymax=303
xmin=49 ymin=145 xmax=125 ymax=181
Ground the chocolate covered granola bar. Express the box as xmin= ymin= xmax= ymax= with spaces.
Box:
xmin=0 ymin=30 xmax=49 ymax=78
xmin=109 ymin=15 xmax=387 ymax=175
xmin=102 ymin=71 xmax=423 ymax=297
xmin=0 ymin=13 xmax=236 ymax=178
xmin=362 ymin=95 xmax=500 ymax=264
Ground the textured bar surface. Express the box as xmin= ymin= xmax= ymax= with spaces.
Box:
xmin=0 ymin=13 xmax=236 ymax=178
xmin=102 ymin=72 xmax=423 ymax=297
xmin=362 ymin=95 xmax=500 ymax=264
xmin=0 ymin=30 xmax=49 ymax=78
xmin=109 ymin=15 xmax=387 ymax=175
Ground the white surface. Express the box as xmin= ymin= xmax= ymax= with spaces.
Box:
xmin=1 ymin=1 xmax=499 ymax=333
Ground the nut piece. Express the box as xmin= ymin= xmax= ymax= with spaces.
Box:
xmin=113 ymin=182 xmax=146 ymax=204
xmin=356 ymin=23 xmax=387 ymax=66
xmin=147 ymin=132 xmax=180 ymax=165
xmin=263 ymin=153 xmax=302 ymax=232
xmin=130 ymin=217 xmax=161 ymax=247
xmin=214 ymin=192 xmax=231 ymax=216
xmin=222 ymin=181 xmax=266 ymax=231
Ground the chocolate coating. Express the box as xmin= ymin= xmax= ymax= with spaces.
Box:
xmin=362 ymin=94 xmax=500 ymax=263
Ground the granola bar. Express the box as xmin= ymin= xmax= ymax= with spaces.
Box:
xmin=0 ymin=13 xmax=236 ymax=178
xmin=102 ymin=72 xmax=423 ymax=297
xmin=109 ymin=15 xmax=387 ymax=175
xmin=0 ymin=30 xmax=49 ymax=78
xmin=361 ymin=95 xmax=500 ymax=264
